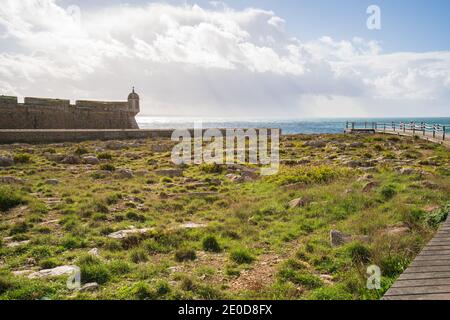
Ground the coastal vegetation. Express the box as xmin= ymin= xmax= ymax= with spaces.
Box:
xmin=0 ymin=133 xmax=449 ymax=300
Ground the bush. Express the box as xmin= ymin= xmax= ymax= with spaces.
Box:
xmin=229 ymin=248 xmax=254 ymax=264
xmin=97 ymin=152 xmax=113 ymax=160
xmin=380 ymin=184 xmax=397 ymax=200
xmin=100 ymin=164 xmax=116 ymax=172
xmin=109 ymin=260 xmax=132 ymax=275
xmin=40 ymin=258 xmax=60 ymax=269
xmin=346 ymin=242 xmax=371 ymax=264
xmin=175 ymin=248 xmax=197 ymax=262
xmin=130 ymin=248 xmax=148 ymax=263
xmin=309 ymin=285 xmax=353 ymax=300
xmin=13 ymin=153 xmax=31 ymax=164
xmin=202 ymin=236 xmax=221 ymax=253
xmin=200 ymin=163 xmax=224 ymax=174
xmin=74 ymin=147 xmax=89 ymax=155
xmin=0 ymin=187 xmax=25 ymax=212
xmin=77 ymin=254 xmax=110 ymax=284
xmin=379 ymin=255 xmax=409 ymax=277
xmin=425 ymin=202 xmax=450 ymax=228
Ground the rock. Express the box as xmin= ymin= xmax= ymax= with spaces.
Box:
xmin=13 ymin=270 xmax=34 ymax=276
xmin=0 ymin=176 xmax=25 ymax=184
xmin=398 ymin=167 xmax=416 ymax=175
xmin=44 ymin=153 xmax=65 ymax=163
xmin=362 ymin=181 xmax=378 ymax=193
xmin=225 ymin=174 xmax=244 ymax=182
xmin=180 ymin=222 xmax=207 ymax=229
xmin=0 ymin=155 xmax=14 ymax=167
xmin=349 ymin=142 xmax=364 ymax=148
xmin=151 ymin=144 xmax=173 ymax=153
xmin=154 ymin=169 xmax=183 ymax=177
xmin=105 ymin=141 xmax=127 ymax=150
xmin=115 ymin=169 xmax=134 ymax=179
xmin=28 ymin=265 xmax=78 ymax=279
xmin=82 ymin=156 xmax=100 ymax=165
xmin=384 ymin=225 xmax=410 ymax=237
xmin=330 ymin=230 xmax=352 ymax=247
xmin=289 ymin=198 xmax=307 ymax=208
xmin=108 ymin=228 xmax=151 ymax=239
xmin=45 ymin=179 xmax=59 ymax=185
xmin=357 ymin=174 xmax=373 ymax=182
xmin=423 ymin=205 xmax=440 ymax=213
xmin=320 ymin=274 xmax=333 ymax=284
xmin=135 ymin=170 xmax=149 ymax=177
xmin=422 ymin=181 xmax=439 ymax=189
xmin=6 ymin=240 xmax=30 ymax=248
xmin=79 ymin=282 xmax=99 ymax=292
xmin=88 ymin=248 xmax=99 ymax=256
xmin=304 ymin=140 xmax=327 ymax=148
xmin=61 ymin=155 xmax=81 ymax=165
xmin=345 ymin=160 xmax=362 ymax=168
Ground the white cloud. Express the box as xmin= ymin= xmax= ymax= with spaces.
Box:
xmin=0 ymin=0 xmax=449 ymax=117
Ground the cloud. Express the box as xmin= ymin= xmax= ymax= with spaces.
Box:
xmin=0 ymin=0 xmax=449 ymax=117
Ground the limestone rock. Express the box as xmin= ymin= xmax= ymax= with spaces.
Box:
xmin=61 ymin=155 xmax=81 ymax=165
xmin=289 ymin=198 xmax=307 ymax=208
xmin=28 ymin=265 xmax=77 ymax=279
xmin=304 ymin=140 xmax=327 ymax=148
xmin=108 ymin=228 xmax=151 ymax=239
xmin=6 ymin=240 xmax=30 ymax=248
xmin=115 ymin=168 xmax=134 ymax=179
xmin=45 ymin=179 xmax=59 ymax=185
xmin=0 ymin=155 xmax=14 ymax=167
xmin=105 ymin=141 xmax=127 ymax=150
xmin=362 ymin=181 xmax=378 ymax=193
xmin=398 ymin=167 xmax=416 ymax=175
xmin=0 ymin=176 xmax=25 ymax=184
xmin=88 ymin=248 xmax=99 ymax=256
xmin=154 ymin=169 xmax=183 ymax=177
xmin=384 ymin=224 xmax=410 ymax=237
xmin=82 ymin=156 xmax=100 ymax=165
xmin=330 ymin=230 xmax=352 ymax=247
xmin=79 ymin=282 xmax=99 ymax=292
xmin=44 ymin=153 xmax=65 ymax=163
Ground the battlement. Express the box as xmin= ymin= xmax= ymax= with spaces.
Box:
xmin=0 ymin=89 xmax=140 ymax=129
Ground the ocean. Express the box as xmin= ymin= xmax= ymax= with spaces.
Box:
xmin=137 ymin=117 xmax=450 ymax=135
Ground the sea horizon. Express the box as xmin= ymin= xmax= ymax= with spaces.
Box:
xmin=137 ymin=116 xmax=450 ymax=135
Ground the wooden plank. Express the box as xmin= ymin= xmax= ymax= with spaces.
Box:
xmin=422 ymin=246 xmax=450 ymax=251
xmin=404 ymin=265 xmax=450 ymax=273
xmin=392 ymin=278 xmax=450 ymax=288
xmin=415 ymin=255 xmax=450 ymax=261
xmin=419 ymin=250 xmax=450 ymax=256
xmin=385 ymin=285 xmax=450 ymax=296
xmin=382 ymin=293 xmax=450 ymax=300
xmin=411 ymin=260 xmax=450 ymax=267
xmin=398 ymin=271 xmax=450 ymax=281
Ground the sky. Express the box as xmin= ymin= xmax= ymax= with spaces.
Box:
xmin=1 ymin=0 xmax=449 ymax=118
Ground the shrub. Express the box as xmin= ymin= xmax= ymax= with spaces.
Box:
xmin=126 ymin=210 xmax=146 ymax=222
xmin=109 ymin=260 xmax=132 ymax=275
xmin=97 ymin=152 xmax=113 ymax=160
xmin=309 ymin=285 xmax=353 ymax=300
xmin=77 ymin=254 xmax=110 ymax=284
xmin=40 ymin=258 xmax=60 ymax=269
xmin=175 ymin=248 xmax=197 ymax=262
xmin=9 ymin=222 xmax=29 ymax=235
xmin=229 ymin=248 xmax=254 ymax=264
xmin=100 ymin=163 xmax=116 ymax=172
xmin=74 ymin=147 xmax=89 ymax=155
xmin=346 ymin=242 xmax=371 ymax=264
xmin=200 ymin=163 xmax=224 ymax=174
xmin=13 ymin=153 xmax=31 ymax=164
xmin=425 ymin=202 xmax=450 ymax=228
xmin=202 ymin=236 xmax=221 ymax=253
xmin=380 ymin=184 xmax=397 ymax=200
xmin=130 ymin=247 xmax=148 ymax=263
xmin=379 ymin=255 xmax=409 ymax=277
xmin=0 ymin=187 xmax=25 ymax=212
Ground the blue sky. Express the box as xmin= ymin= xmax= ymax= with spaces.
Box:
xmin=1 ymin=0 xmax=450 ymax=117
xmin=59 ymin=0 xmax=450 ymax=52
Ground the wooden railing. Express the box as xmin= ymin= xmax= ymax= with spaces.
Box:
xmin=346 ymin=121 xmax=447 ymax=141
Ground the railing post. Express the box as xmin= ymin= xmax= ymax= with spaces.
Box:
xmin=393 ymin=122 xmax=395 ymax=132
xmin=384 ymin=123 xmax=386 ymax=132
xmin=412 ymin=122 xmax=415 ymax=136
xmin=346 ymin=121 xmax=348 ymax=129
xmin=444 ymin=126 xmax=446 ymax=141
xmin=352 ymin=122 xmax=355 ymax=130
xmin=422 ymin=122 xmax=425 ymax=136
xmin=403 ymin=122 xmax=406 ymax=133
xmin=365 ymin=122 xmax=367 ymax=129
xmin=433 ymin=125 xmax=436 ymax=138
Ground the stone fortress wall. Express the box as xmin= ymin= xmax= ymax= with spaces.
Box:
xmin=0 ymin=88 xmax=140 ymax=129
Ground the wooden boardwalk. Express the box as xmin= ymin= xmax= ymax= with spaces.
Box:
xmin=376 ymin=129 xmax=450 ymax=149
xmin=383 ymin=215 xmax=450 ymax=300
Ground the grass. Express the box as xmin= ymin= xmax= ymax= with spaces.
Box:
xmin=0 ymin=133 xmax=449 ymax=300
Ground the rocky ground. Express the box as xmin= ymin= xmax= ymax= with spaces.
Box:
xmin=0 ymin=133 xmax=449 ymax=300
